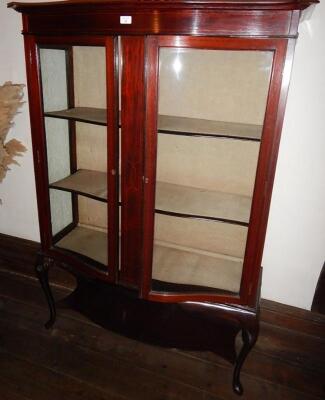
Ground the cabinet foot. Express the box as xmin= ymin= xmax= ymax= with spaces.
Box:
xmin=35 ymin=254 xmax=56 ymax=329
xmin=233 ymin=325 xmax=258 ymax=395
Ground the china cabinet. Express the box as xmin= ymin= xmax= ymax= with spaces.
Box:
xmin=9 ymin=0 xmax=318 ymax=394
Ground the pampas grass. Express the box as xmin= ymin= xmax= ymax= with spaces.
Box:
xmin=0 ymin=81 xmax=27 ymax=183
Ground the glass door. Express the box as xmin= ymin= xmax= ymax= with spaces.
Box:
xmin=143 ymin=36 xmax=279 ymax=302
xmin=37 ymin=37 xmax=118 ymax=278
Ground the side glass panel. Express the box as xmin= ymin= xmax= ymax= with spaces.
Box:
xmin=39 ymin=45 xmax=109 ymax=269
xmin=152 ymin=48 xmax=273 ymax=294
xmin=40 ymin=49 xmax=73 ymax=236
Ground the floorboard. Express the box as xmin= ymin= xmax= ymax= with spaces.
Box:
xmin=0 ymin=350 xmax=127 ymax=400
xmin=0 ymin=242 xmax=325 ymax=400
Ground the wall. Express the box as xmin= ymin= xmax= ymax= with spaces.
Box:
xmin=0 ymin=0 xmax=324 ymax=310
xmin=262 ymin=2 xmax=325 ymax=310
xmin=0 ymin=0 xmax=40 ymax=241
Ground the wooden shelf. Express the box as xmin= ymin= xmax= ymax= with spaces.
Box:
xmin=155 ymin=181 xmax=251 ymax=225
xmin=158 ymin=114 xmax=262 ymax=141
xmin=50 ymin=171 xmax=250 ymax=225
xmin=153 ymin=242 xmax=243 ymax=293
xmin=50 ymin=170 xmax=250 ymax=225
xmin=56 ymin=225 xmax=108 ymax=266
xmin=56 ymin=225 xmax=242 ymax=293
xmin=44 ymin=107 xmax=107 ymax=125
xmin=50 ymin=169 xmax=107 ymax=202
xmin=44 ymin=107 xmax=262 ymax=141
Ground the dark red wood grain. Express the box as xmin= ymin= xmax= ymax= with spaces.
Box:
xmin=105 ymin=36 xmax=119 ymax=283
xmin=9 ymin=0 xmax=319 ymax=39
xmin=119 ymin=36 xmax=146 ymax=288
xmin=15 ymin=0 xmax=317 ymax=315
xmin=8 ymin=0 xmax=319 ymax=12
xmin=24 ymin=10 xmax=295 ymax=38
xmin=66 ymin=46 xmax=79 ymax=230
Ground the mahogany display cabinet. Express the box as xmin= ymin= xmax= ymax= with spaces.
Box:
xmin=9 ymin=0 xmax=318 ymax=395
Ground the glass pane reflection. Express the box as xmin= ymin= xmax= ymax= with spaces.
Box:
xmin=152 ymin=48 xmax=273 ymax=294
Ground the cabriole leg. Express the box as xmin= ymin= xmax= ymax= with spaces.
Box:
xmin=233 ymin=324 xmax=258 ymax=395
xmin=35 ymin=254 xmax=56 ymax=329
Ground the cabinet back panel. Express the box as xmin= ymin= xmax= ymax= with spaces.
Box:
xmin=78 ymin=195 xmax=108 ymax=231
xmin=73 ymin=46 xmax=108 ymax=234
xmin=157 ymin=135 xmax=260 ymax=197
xmin=73 ymin=46 xmax=106 ymax=109
xmin=76 ymin=122 xmax=107 ymax=172
xmin=154 ymin=214 xmax=247 ymax=259
xmin=159 ymin=49 xmax=272 ymax=125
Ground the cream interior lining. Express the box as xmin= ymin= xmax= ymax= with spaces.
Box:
xmin=56 ymin=225 xmax=108 ymax=266
xmin=43 ymin=46 xmax=272 ymax=294
xmin=56 ymin=225 xmax=242 ymax=293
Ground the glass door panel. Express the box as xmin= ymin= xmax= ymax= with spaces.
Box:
xmin=39 ymin=44 xmax=111 ymax=270
xmin=152 ymin=47 xmax=273 ymax=294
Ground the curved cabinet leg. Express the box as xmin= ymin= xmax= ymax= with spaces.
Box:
xmin=35 ymin=254 xmax=56 ymax=329
xmin=233 ymin=324 xmax=258 ymax=395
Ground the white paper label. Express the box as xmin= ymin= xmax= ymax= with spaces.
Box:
xmin=120 ymin=16 xmax=132 ymax=24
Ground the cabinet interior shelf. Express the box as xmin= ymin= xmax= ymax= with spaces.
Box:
xmin=155 ymin=181 xmax=250 ymax=225
xmin=55 ymin=225 xmax=108 ymax=266
xmin=44 ymin=107 xmax=262 ymax=141
xmin=50 ymin=169 xmax=251 ymax=225
xmin=49 ymin=169 xmax=107 ymax=202
xmin=158 ymin=114 xmax=262 ymax=141
xmin=44 ymin=107 xmax=107 ymax=126
xmin=56 ymin=224 xmax=242 ymax=293
xmin=153 ymin=242 xmax=242 ymax=293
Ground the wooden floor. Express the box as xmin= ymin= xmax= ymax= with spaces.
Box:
xmin=0 ymin=236 xmax=324 ymax=400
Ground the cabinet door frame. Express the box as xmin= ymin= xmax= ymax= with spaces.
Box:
xmin=141 ymin=35 xmax=292 ymax=307
xmin=24 ymin=34 xmax=119 ymax=283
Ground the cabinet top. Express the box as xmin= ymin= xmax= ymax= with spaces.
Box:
xmin=8 ymin=0 xmax=319 ymax=12
xmin=8 ymin=0 xmax=319 ymax=37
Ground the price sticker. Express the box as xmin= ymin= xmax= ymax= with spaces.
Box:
xmin=120 ymin=16 xmax=132 ymax=24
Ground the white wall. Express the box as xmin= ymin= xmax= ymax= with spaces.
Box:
xmin=0 ymin=0 xmax=40 ymax=241
xmin=262 ymin=2 xmax=325 ymax=310
xmin=0 ymin=0 xmax=324 ymax=309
